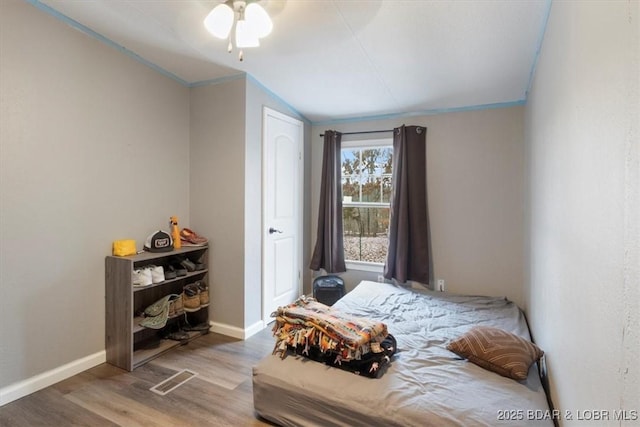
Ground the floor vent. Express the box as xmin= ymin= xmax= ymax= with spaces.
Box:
xmin=150 ymin=369 xmax=198 ymax=396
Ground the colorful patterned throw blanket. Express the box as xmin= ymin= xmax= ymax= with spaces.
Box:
xmin=271 ymin=296 xmax=395 ymax=377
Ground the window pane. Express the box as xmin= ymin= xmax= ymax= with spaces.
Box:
xmin=382 ymin=175 xmax=392 ymax=203
xmin=343 ymin=207 xmax=390 ymax=263
xmin=381 ymin=147 xmax=393 ymax=203
xmin=362 ymin=178 xmax=380 ymax=202
xmin=342 ymin=175 xmax=360 ymax=202
xmin=342 ymin=149 xmax=360 ymax=202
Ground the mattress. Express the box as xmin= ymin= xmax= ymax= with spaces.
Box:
xmin=253 ymin=281 xmax=552 ymax=427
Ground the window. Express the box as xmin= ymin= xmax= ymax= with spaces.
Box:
xmin=341 ymin=138 xmax=393 ymax=269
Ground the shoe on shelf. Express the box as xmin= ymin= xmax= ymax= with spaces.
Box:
xmin=182 ymin=284 xmax=201 ymax=312
xmin=171 ymin=262 xmax=188 ymax=277
xmin=166 ymin=331 xmax=189 ymax=342
xmin=132 ymin=268 xmax=152 ymax=287
xmin=168 ymin=294 xmax=184 ymax=317
xmin=164 ymin=265 xmax=177 ymax=280
xmin=180 ymin=228 xmax=208 ymax=247
xmin=163 ymin=327 xmax=189 ymax=342
xmin=149 ymin=265 xmax=165 ymax=284
xmin=182 ymin=322 xmax=210 ymax=332
xmin=180 ymin=258 xmax=196 ymax=272
xmin=197 ymin=281 xmax=209 ymax=307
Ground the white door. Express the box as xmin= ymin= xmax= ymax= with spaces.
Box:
xmin=263 ymin=107 xmax=303 ymax=323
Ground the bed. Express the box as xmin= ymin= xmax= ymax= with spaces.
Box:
xmin=252 ymin=280 xmax=553 ymax=426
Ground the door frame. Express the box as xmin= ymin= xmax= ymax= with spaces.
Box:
xmin=261 ymin=106 xmax=304 ymax=325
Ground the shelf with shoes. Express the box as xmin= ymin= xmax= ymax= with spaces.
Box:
xmin=131 ymin=315 xmax=209 ymax=367
xmin=105 ymin=244 xmax=210 ymax=371
xmin=132 ymin=312 xmax=205 ymax=334
xmin=132 ymin=269 xmax=208 ymax=293
xmin=132 ymin=291 xmax=210 ymax=334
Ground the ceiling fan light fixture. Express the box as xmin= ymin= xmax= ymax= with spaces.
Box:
xmin=235 ymin=19 xmax=260 ymax=48
xmin=204 ymin=3 xmax=234 ymax=39
xmin=204 ymin=0 xmax=271 ymax=60
xmin=245 ymin=3 xmax=272 ymax=38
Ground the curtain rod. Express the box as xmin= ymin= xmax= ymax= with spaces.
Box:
xmin=319 ymin=129 xmax=393 ymax=137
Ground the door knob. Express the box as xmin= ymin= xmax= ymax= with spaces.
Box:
xmin=268 ymin=227 xmax=283 ymax=234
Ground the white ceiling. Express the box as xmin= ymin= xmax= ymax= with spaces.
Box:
xmin=37 ymin=0 xmax=550 ymax=123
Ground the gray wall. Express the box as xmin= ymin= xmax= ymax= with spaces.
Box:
xmin=524 ymin=0 xmax=639 ymax=421
xmin=311 ymin=106 xmax=526 ymax=307
xmin=189 ymin=78 xmax=247 ymax=330
xmin=0 ymin=0 xmax=190 ymax=388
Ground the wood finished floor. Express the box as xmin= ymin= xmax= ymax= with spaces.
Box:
xmin=0 ymin=327 xmax=278 ymax=426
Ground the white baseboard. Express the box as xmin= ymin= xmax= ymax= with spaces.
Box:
xmin=209 ymin=320 xmax=266 ymax=339
xmin=244 ymin=320 xmax=267 ymax=339
xmin=0 ymin=350 xmax=106 ymax=407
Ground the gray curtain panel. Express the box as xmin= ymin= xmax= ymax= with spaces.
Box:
xmin=384 ymin=125 xmax=430 ymax=284
xmin=310 ymin=130 xmax=347 ymax=273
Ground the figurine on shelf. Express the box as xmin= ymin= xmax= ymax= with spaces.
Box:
xmin=170 ymin=216 xmax=181 ymax=249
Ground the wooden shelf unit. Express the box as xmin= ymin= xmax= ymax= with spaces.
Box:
xmin=105 ymin=246 xmax=209 ymax=371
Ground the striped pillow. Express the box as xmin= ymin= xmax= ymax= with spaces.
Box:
xmin=446 ymin=326 xmax=544 ymax=380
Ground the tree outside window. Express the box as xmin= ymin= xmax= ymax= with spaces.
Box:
xmin=341 ymin=140 xmax=393 ymax=264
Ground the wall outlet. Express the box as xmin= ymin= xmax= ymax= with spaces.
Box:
xmin=377 ymin=275 xmax=385 ymax=283
xmin=436 ymin=279 xmax=445 ymax=292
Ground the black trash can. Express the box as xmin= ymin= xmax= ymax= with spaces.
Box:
xmin=313 ymin=275 xmax=345 ymax=306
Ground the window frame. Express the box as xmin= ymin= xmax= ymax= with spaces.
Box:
xmin=341 ymin=137 xmax=393 ymax=272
